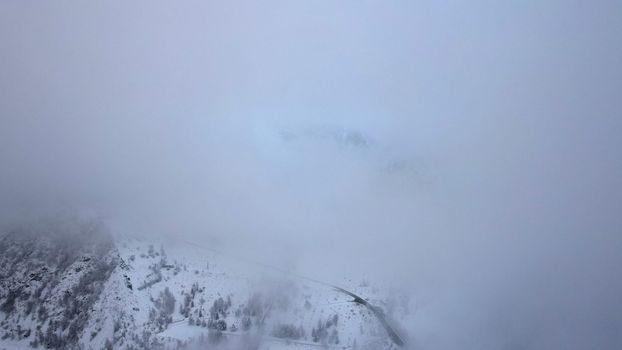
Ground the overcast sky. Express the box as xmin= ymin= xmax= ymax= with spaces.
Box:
xmin=1 ymin=1 xmax=621 ymax=349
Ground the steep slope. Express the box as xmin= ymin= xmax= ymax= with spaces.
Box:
xmin=0 ymin=219 xmax=117 ymax=349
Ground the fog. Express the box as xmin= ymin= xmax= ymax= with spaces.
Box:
xmin=1 ymin=1 xmax=621 ymax=348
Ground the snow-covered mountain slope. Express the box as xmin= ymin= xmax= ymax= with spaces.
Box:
xmin=0 ymin=220 xmax=412 ymax=349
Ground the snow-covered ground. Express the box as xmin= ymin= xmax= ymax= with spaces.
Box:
xmin=115 ymin=235 xmax=408 ymax=349
xmin=0 ymin=225 xmax=412 ymax=349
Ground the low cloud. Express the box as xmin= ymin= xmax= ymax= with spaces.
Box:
xmin=1 ymin=1 xmax=621 ymax=349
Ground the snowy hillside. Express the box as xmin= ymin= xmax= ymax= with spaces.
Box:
xmin=0 ymin=220 xmax=412 ymax=349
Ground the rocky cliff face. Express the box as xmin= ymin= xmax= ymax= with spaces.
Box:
xmin=0 ymin=219 xmax=117 ymax=349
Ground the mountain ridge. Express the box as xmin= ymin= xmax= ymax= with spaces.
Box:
xmin=0 ymin=219 xmax=411 ymax=350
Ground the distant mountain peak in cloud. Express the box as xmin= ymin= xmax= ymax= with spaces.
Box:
xmin=278 ymin=126 xmax=374 ymax=149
